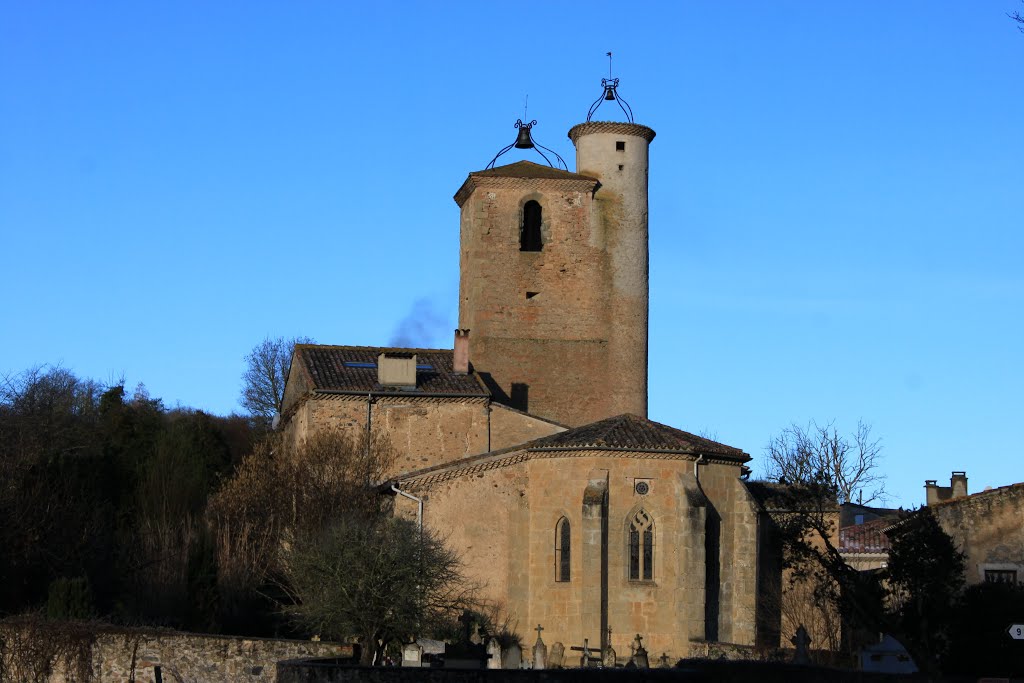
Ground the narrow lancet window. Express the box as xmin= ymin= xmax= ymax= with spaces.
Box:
xmin=555 ymin=516 xmax=571 ymax=582
xmin=628 ymin=509 xmax=654 ymax=581
xmin=520 ymin=200 xmax=543 ymax=252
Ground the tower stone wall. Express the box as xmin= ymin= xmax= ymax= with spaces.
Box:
xmin=455 ymin=170 xmax=612 ymax=427
xmin=455 ymin=121 xmax=655 ymax=428
xmin=570 ymin=121 xmax=656 ymax=421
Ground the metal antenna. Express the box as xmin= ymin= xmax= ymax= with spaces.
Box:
xmin=607 ymin=51 xmax=613 ymax=79
xmin=524 ymin=94 xmax=529 ymax=121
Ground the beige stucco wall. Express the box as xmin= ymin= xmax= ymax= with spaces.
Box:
xmin=284 ymin=396 xmax=489 ymax=476
xmin=283 ymin=396 xmax=563 ymax=478
xmin=400 ymin=451 xmax=759 ymax=661
xmin=931 ymin=484 xmax=1024 ymax=584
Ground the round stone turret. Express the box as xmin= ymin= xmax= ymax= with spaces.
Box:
xmin=569 ymin=121 xmax=656 ymax=419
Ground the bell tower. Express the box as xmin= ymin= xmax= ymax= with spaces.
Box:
xmin=454 ymin=78 xmax=655 ymax=427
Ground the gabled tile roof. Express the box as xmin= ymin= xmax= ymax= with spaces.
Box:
xmin=453 ymin=161 xmax=600 ymax=207
xmin=389 ymin=414 xmax=750 ymax=485
xmin=528 ymin=413 xmax=749 ymax=460
xmin=294 ymin=345 xmax=489 ymax=397
xmin=840 ymin=517 xmax=896 ymax=554
xmin=468 ymin=160 xmax=598 ymax=182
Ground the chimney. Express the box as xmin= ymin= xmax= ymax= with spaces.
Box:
xmin=950 ymin=471 xmax=968 ymax=499
xmin=453 ymin=329 xmax=470 ymax=374
xmin=924 ymin=471 xmax=968 ymax=506
xmin=377 ymin=352 xmax=417 ymax=389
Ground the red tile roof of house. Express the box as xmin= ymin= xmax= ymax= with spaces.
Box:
xmin=841 ymin=517 xmax=895 ymax=554
xmin=294 ymin=344 xmax=489 ymax=397
xmin=529 ymin=413 xmax=748 ymax=459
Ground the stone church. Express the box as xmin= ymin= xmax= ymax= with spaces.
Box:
xmin=279 ymin=80 xmax=772 ymax=660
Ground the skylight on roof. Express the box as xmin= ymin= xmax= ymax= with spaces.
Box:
xmin=344 ymin=361 xmax=434 ymax=371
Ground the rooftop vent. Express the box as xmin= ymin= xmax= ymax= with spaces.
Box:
xmin=377 ymin=353 xmax=417 ymax=390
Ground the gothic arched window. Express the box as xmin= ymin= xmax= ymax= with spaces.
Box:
xmin=520 ymin=200 xmax=543 ymax=252
xmin=628 ymin=509 xmax=654 ymax=581
xmin=555 ymin=516 xmax=570 ymax=582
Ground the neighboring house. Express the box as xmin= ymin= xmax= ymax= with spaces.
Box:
xmin=278 ymin=82 xmax=798 ymax=659
xmin=877 ymin=472 xmax=1024 ymax=586
xmin=840 ymin=502 xmax=903 ymax=529
xmin=921 ymin=473 xmax=1024 ymax=586
xmin=838 ymin=502 xmax=904 ymax=572
xmin=840 ymin=517 xmax=895 ymax=572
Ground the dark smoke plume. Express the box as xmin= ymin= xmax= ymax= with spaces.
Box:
xmin=389 ymin=298 xmax=450 ymax=348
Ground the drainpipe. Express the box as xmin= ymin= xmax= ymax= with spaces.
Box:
xmin=391 ymin=484 xmax=423 ymax=533
xmin=366 ymin=393 xmax=373 ymax=459
xmin=693 ymin=453 xmax=706 ymax=480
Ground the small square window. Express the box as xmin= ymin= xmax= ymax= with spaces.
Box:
xmin=615 ymin=141 xmax=625 ymax=151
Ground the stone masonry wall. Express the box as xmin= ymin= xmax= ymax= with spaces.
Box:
xmin=571 ymin=123 xmax=655 ymax=424
xmin=457 ymin=179 xmax=614 ymax=428
xmin=930 ymin=483 xmax=1024 ymax=584
xmin=0 ymin=621 xmax=350 ymax=683
xmin=402 ymin=451 xmax=758 ymax=662
xmin=284 ymin=396 xmax=563 ymax=478
xmin=488 ymin=403 xmax=566 ymax=451
xmin=284 ymin=396 xmax=491 ymax=477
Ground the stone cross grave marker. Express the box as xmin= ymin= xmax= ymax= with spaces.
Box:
xmin=791 ymin=624 xmax=812 ymax=664
xmin=630 ymin=634 xmax=649 ymax=668
xmin=458 ymin=610 xmax=475 ymax=644
xmin=603 ymin=626 xmax=617 ymax=668
xmin=570 ymin=638 xmax=601 ymax=668
xmin=533 ymin=624 xmax=547 ymax=670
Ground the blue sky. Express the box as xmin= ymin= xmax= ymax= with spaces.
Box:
xmin=2 ymin=2 xmax=1021 ymax=508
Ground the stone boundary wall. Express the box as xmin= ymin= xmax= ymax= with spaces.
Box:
xmin=0 ymin=619 xmax=351 ymax=682
xmin=687 ymin=640 xmax=849 ymax=668
xmin=277 ymin=659 xmax=904 ymax=683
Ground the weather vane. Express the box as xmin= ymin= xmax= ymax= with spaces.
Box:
xmin=587 ymin=51 xmax=635 ymax=123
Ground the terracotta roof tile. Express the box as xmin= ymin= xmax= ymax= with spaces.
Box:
xmin=295 ymin=345 xmax=489 ymax=396
xmin=468 ymin=160 xmax=597 ymax=182
xmin=389 ymin=414 xmax=749 ymax=485
xmin=528 ymin=413 xmax=748 ymax=460
xmin=840 ymin=517 xmax=895 ymax=554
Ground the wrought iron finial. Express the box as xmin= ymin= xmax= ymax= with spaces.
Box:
xmin=586 ymin=56 xmax=635 ymax=123
xmin=486 ymin=119 xmax=568 ymax=170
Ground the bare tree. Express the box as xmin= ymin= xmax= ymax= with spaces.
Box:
xmin=239 ymin=336 xmax=313 ymax=423
xmin=283 ymin=515 xmax=477 ymax=666
xmin=753 ymin=481 xmax=887 ymax=660
xmin=1011 ymin=1 xmax=1024 ymax=31
xmin=764 ymin=419 xmax=885 ymax=505
xmin=207 ymin=428 xmax=396 ymax=620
